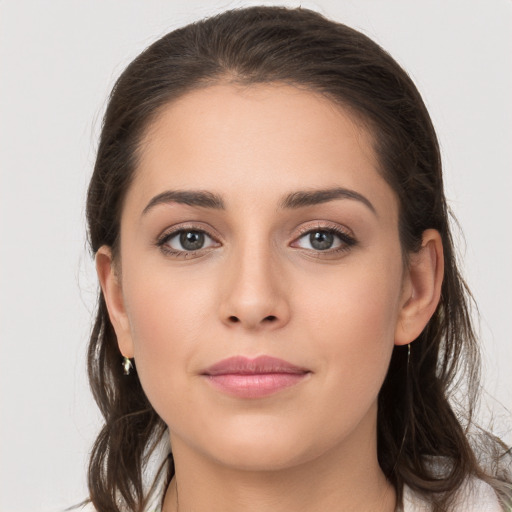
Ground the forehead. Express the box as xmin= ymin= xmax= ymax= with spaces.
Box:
xmin=126 ymin=83 xmax=396 ymax=218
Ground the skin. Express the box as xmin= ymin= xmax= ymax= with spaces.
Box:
xmin=97 ymin=84 xmax=443 ymax=512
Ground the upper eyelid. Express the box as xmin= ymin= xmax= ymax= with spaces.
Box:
xmin=294 ymin=221 xmax=355 ymax=238
xmin=158 ymin=223 xmax=350 ymax=236
xmin=157 ymin=223 xmax=221 ymax=242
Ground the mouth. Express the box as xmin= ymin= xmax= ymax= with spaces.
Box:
xmin=201 ymin=355 xmax=311 ymax=398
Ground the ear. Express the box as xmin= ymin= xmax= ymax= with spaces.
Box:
xmin=395 ymin=229 xmax=444 ymax=346
xmin=95 ymin=246 xmax=134 ymax=358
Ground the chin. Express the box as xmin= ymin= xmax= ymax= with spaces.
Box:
xmin=210 ymin=439 xmax=313 ymax=472
xmin=187 ymin=416 xmax=338 ymax=473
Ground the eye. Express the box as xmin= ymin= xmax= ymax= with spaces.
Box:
xmin=292 ymin=227 xmax=356 ymax=252
xmin=158 ymin=228 xmax=218 ymax=254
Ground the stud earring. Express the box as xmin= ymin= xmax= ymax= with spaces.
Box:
xmin=122 ymin=357 xmax=133 ymax=376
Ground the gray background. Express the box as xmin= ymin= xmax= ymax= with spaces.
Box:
xmin=1 ymin=1 xmax=511 ymax=510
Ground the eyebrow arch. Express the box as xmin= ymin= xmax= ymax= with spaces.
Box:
xmin=280 ymin=187 xmax=377 ymax=215
xmin=142 ymin=190 xmax=225 ymax=215
xmin=142 ymin=187 xmax=376 ymax=217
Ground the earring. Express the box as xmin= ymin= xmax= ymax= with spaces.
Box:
xmin=122 ymin=357 xmax=133 ymax=376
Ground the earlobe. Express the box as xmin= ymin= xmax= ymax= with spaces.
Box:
xmin=395 ymin=229 xmax=444 ymax=346
xmin=95 ymin=246 xmax=135 ymax=358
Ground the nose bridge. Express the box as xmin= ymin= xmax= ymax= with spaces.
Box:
xmin=219 ymin=230 xmax=289 ymax=330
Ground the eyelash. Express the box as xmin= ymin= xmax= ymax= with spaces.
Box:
xmin=155 ymin=223 xmax=357 ymax=258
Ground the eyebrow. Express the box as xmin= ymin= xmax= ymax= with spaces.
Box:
xmin=142 ymin=190 xmax=225 ymax=215
xmin=142 ymin=187 xmax=376 ymax=216
xmin=280 ymin=187 xmax=377 ymax=215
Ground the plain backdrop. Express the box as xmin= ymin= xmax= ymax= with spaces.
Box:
xmin=1 ymin=1 xmax=511 ymax=510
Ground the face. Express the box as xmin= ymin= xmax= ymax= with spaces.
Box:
xmin=101 ymin=83 xmax=419 ymax=471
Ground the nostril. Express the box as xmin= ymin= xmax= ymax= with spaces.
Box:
xmin=227 ymin=315 xmax=276 ymax=324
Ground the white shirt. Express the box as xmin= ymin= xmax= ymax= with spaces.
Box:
xmin=402 ymin=478 xmax=503 ymax=511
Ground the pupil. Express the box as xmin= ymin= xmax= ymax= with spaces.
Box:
xmin=180 ymin=231 xmax=205 ymax=250
xmin=310 ymin=231 xmax=333 ymax=250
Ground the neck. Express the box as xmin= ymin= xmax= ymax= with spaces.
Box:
xmin=162 ymin=422 xmax=396 ymax=512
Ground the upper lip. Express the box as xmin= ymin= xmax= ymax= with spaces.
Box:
xmin=202 ymin=355 xmax=309 ymax=376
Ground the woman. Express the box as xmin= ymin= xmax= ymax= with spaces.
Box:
xmin=84 ymin=6 xmax=511 ymax=511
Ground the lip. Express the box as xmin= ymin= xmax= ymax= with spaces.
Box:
xmin=201 ymin=355 xmax=310 ymax=398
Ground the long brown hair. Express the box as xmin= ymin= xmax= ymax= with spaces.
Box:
xmin=86 ymin=6 xmax=511 ymax=511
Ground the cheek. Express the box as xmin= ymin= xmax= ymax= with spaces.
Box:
xmin=300 ymin=253 xmax=403 ymax=339
xmin=123 ymin=258 xmax=214 ymax=349
xmin=296 ymin=255 xmax=403 ymax=402
xmin=121 ymin=268 xmax=212 ymax=416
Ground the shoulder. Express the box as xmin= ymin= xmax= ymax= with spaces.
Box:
xmin=403 ymin=478 xmax=503 ymax=512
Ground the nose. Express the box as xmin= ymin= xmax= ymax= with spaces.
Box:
xmin=218 ymin=242 xmax=291 ymax=331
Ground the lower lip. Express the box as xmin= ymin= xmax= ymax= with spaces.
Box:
xmin=204 ymin=373 xmax=308 ymax=398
